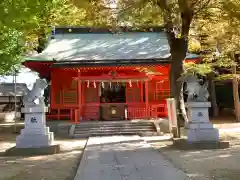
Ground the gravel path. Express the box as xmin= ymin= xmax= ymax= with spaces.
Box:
xmin=150 ymin=132 xmax=240 ymax=180
xmin=0 ymin=133 xmax=87 ymax=180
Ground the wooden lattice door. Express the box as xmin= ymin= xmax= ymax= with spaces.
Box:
xmin=125 ymin=82 xmax=141 ymax=103
xmin=154 ymin=79 xmax=170 ymax=117
xmin=155 ymin=79 xmax=170 ymax=102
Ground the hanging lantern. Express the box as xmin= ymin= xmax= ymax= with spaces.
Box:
xmin=99 ymin=83 xmax=101 ymax=96
xmin=129 ymin=80 xmax=132 ymax=87
xmin=101 ymin=82 xmax=105 ymax=88
xmin=93 ymin=81 xmax=96 ymax=88
xmin=87 ymin=80 xmax=90 ymax=88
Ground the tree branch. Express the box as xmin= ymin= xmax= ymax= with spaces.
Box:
xmin=178 ymin=0 xmax=193 ymax=38
xmin=156 ymin=0 xmax=174 ymax=30
xmin=194 ymin=0 xmax=211 ymax=14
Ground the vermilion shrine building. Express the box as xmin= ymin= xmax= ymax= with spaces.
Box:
xmin=24 ymin=27 xmax=199 ymax=123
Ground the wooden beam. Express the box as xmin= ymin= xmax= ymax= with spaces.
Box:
xmin=145 ymin=80 xmax=149 ymax=118
xmin=50 ymin=71 xmax=55 ymax=107
xmin=140 ymin=81 xmax=144 ymax=102
xmin=73 ymin=74 xmax=149 ymax=81
xmin=77 ymin=70 xmax=82 ymax=123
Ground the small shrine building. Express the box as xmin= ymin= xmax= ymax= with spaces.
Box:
xmin=24 ymin=27 xmax=199 ymax=123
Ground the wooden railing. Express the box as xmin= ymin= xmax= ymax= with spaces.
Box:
xmin=151 ymin=104 xmax=168 ymax=117
xmin=47 ymin=102 xmax=168 ymax=122
xmin=82 ymin=104 xmax=99 ymax=121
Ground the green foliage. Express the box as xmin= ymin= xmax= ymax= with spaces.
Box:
xmin=0 ymin=0 xmax=108 ymax=74
xmin=0 ymin=0 xmax=30 ymax=74
xmin=117 ymin=0 xmax=164 ymax=26
xmin=184 ymin=0 xmax=240 ymax=79
xmin=1 ymin=0 xmax=240 ymax=78
xmin=184 ymin=62 xmax=213 ymax=76
xmin=0 ymin=28 xmax=23 ymax=74
xmin=188 ymin=38 xmax=201 ymax=54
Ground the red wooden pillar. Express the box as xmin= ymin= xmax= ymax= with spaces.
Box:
xmin=62 ymin=89 xmax=64 ymax=105
xmin=77 ymin=70 xmax=81 ymax=123
xmin=140 ymin=81 xmax=143 ymax=102
xmin=145 ymin=80 xmax=149 ymax=118
xmin=50 ymin=71 xmax=55 ymax=109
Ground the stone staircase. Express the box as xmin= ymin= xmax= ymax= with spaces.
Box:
xmin=71 ymin=121 xmax=162 ymax=138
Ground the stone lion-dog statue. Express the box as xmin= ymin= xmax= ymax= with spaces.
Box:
xmin=23 ymin=78 xmax=48 ymax=107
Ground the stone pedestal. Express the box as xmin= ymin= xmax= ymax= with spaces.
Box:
xmin=186 ymin=102 xmax=219 ymax=142
xmin=16 ymin=106 xmax=54 ymax=148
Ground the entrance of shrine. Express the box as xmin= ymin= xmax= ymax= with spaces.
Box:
xmin=100 ymin=82 xmax=126 ymax=103
xmin=100 ymin=82 xmax=126 ymax=121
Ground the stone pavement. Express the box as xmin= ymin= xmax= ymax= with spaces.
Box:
xmin=74 ymin=135 xmax=190 ymax=180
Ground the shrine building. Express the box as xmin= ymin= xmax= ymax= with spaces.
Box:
xmin=24 ymin=27 xmax=199 ymax=123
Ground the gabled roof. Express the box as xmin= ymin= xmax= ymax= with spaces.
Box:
xmin=0 ymin=83 xmax=29 ymax=96
xmin=26 ymin=27 xmax=171 ymax=62
xmin=25 ymin=27 xmax=199 ymax=64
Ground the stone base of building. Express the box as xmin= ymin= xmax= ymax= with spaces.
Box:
xmin=173 ymin=138 xmax=229 ymax=150
xmin=5 ymin=144 xmax=60 ymax=156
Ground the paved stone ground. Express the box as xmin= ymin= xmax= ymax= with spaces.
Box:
xmin=74 ymin=136 xmax=189 ymax=180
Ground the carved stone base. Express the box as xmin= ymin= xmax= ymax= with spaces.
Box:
xmin=5 ymin=144 xmax=60 ymax=156
xmin=173 ymin=138 xmax=229 ymax=150
xmin=16 ymin=131 xmax=54 ymax=148
xmin=187 ymin=127 xmax=219 ymax=142
xmin=186 ymin=102 xmax=220 ymax=142
xmin=16 ymin=105 xmax=54 ymax=148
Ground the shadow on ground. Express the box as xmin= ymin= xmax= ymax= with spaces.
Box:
xmin=0 ymin=133 xmax=87 ymax=180
xmin=150 ymin=133 xmax=240 ymax=180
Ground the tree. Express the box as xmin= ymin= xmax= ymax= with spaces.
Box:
xmin=0 ymin=0 xmax=110 ymax=74
xmin=153 ymin=1 xmax=215 ymax=136
xmin=0 ymin=0 xmax=54 ymax=74
xmin=0 ymin=0 xmax=29 ymax=74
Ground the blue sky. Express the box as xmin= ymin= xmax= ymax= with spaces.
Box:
xmin=0 ymin=67 xmax=38 ymax=89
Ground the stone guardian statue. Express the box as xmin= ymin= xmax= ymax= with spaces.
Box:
xmin=23 ymin=78 xmax=48 ymax=107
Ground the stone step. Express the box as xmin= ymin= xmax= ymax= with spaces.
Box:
xmin=75 ymin=126 xmax=154 ymax=130
xmin=73 ymin=131 xmax=159 ymax=138
xmin=75 ymin=128 xmax=155 ymax=134
xmin=74 ymin=127 xmax=155 ymax=131
xmin=73 ymin=121 xmax=158 ymax=138
xmin=75 ymin=123 xmax=154 ymax=127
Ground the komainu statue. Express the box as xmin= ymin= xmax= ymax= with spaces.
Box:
xmin=23 ymin=78 xmax=48 ymax=107
xmin=185 ymin=76 xmax=209 ymax=102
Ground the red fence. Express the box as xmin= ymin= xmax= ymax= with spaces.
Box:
xmin=47 ymin=103 xmax=168 ymax=122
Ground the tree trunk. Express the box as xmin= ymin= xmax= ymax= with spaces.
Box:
xmin=232 ymin=64 xmax=240 ymax=121
xmin=34 ymin=27 xmax=48 ymax=54
xmin=208 ymin=74 xmax=219 ymax=117
xmin=155 ymin=0 xmax=193 ymax=138
xmin=168 ymin=35 xmax=189 ymax=138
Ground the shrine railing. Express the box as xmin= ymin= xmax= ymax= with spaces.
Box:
xmin=48 ymin=102 xmax=168 ymax=122
xmin=127 ymin=103 xmax=167 ymax=119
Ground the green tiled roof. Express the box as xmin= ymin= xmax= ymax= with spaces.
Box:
xmin=25 ymin=32 xmax=170 ymax=61
xmin=25 ymin=31 xmax=199 ymax=62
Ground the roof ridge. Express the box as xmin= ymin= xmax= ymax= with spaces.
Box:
xmin=52 ymin=26 xmax=164 ymax=35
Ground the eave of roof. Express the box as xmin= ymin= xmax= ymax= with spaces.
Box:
xmin=52 ymin=26 xmax=165 ymax=35
xmin=51 ymin=58 xmax=171 ymax=68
